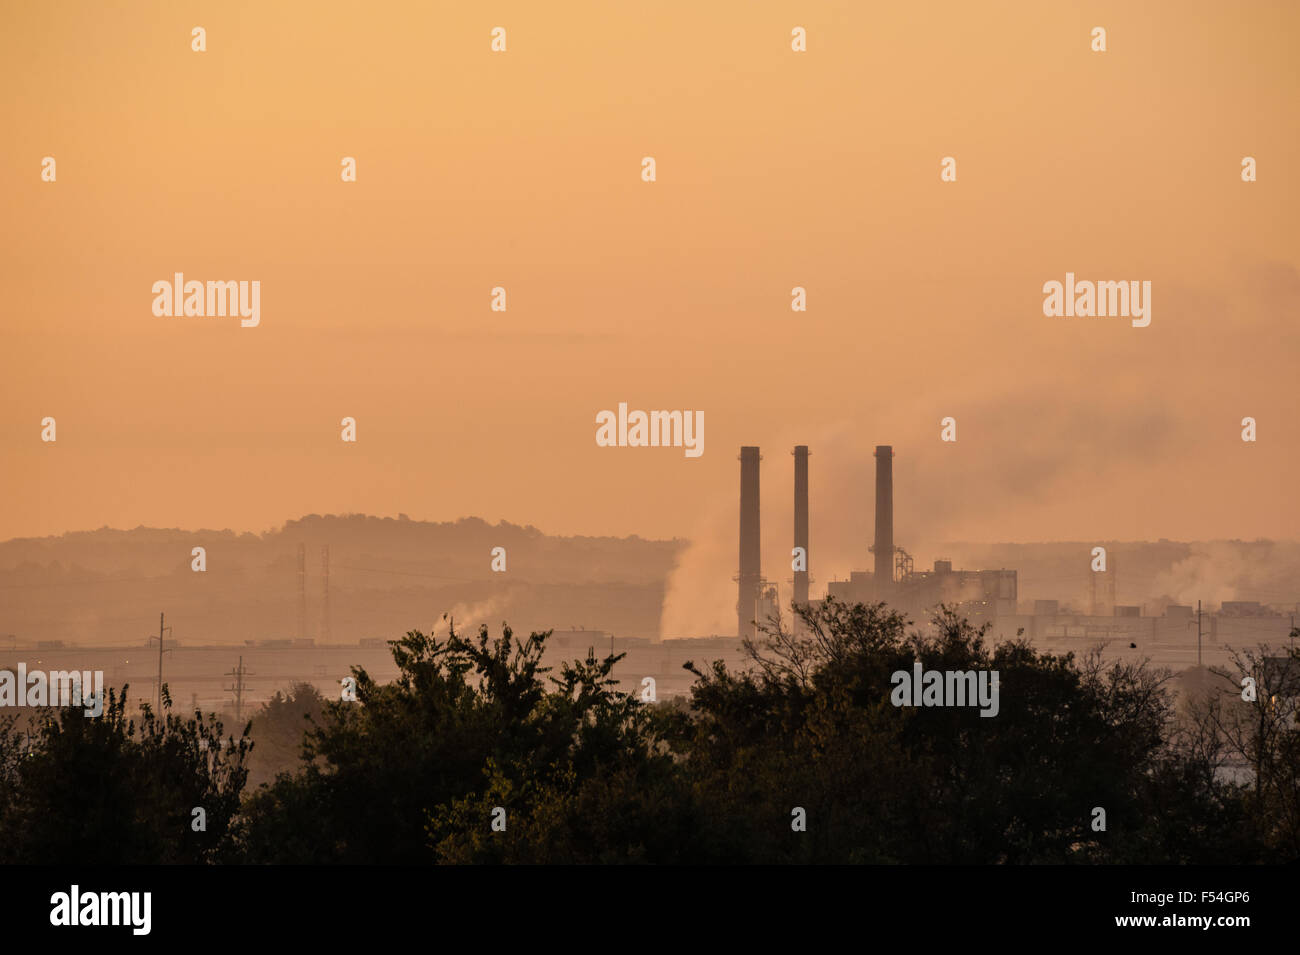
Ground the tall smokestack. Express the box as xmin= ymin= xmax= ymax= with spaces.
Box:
xmin=738 ymin=447 xmax=761 ymax=640
xmin=874 ymin=445 xmax=894 ymax=587
xmin=793 ymin=446 xmax=809 ymax=608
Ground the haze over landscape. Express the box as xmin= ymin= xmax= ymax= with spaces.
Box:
xmin=2 ymin=514 xmax=1296 ymax=646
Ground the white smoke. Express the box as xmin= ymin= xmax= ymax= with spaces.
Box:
xmin=660 ymin=502 xmax=736 ymax=639
xmin=1151 ymin=541 xmax=1300 ymax=609
xmin=437 ymin=594 xmax=510 ymax=638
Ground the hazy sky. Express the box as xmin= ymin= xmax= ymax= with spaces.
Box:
xmin=4 ymin=1 xmax=1297 ymax=564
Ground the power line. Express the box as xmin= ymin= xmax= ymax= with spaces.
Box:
xmin=145 ymin=612 xmax=173 ymax=714
xmin=223 ymin=656 xmax=254 ymax=724
xmin=336 ymin=563 xmax=484 ymax=583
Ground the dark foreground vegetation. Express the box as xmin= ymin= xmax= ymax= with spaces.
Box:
xmin=1 ymin=599 xmax=1296 ymax=864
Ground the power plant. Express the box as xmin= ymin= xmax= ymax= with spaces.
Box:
xmin=730 ymin=442 xmax=1261 ymax=643
xmin=736 ymin=443 xmax=1018 ymax=637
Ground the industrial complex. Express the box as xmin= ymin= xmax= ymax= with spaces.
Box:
xmin=737 ymin=443 xmax=1018 ymax=637
xmin=734 ymin=443 xmax=1297 ymax=666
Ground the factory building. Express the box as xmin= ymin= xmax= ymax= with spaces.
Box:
xmin=724 ymin=443 xmax=1293 ymax=676
xmin=736 ymin=443 xmax=1017 ymax=635
xmin=826 ymin=560 xmax=1017 ymax=623
xmin=816 ymin=444 xmax=1016 ymax=623
xmin=988 ymin=603 xmax=1295 ymax=667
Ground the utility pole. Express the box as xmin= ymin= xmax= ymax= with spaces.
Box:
xmin=1197 ymin=599 xmax=1202 ymax=668
xmin=320 ymin=545 xmax=331 ymax=643
xmin=223 ymin=656 xmax=254 ymax=723
xmin=297 ymin=543 xmax=306 ymax=642
xmin=159 ymin=612 xmax=165 ymax=705
xmin=146 ymin=613 xmax=173 ymax=713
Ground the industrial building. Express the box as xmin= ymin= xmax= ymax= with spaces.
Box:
xmin=735 ymin=443 xmax=1018 ymax=636
xmin=729 ymin=442 xmax=1295 ymax=674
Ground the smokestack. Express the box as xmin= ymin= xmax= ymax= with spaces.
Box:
xmin=874 ymin=445 xmax=893 ymax=587
xmin=738 ymin=447 xmax=761 ymax=640
xmin=296 ymin=543 xmax=306 ymax=641
xmin=793 ymin=446 xmax=809 ymax=608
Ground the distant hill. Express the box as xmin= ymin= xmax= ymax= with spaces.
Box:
xmin=4 ymin=522 xmax=1296 ymax=647
xmin=0 ymin=515 xmax=685 ymax=646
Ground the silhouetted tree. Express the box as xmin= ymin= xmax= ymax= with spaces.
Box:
xmin=666 ymin=597 xmax=1260 ymax=863
xmin=244 ymin=682 xmax=326 ymax=790
xmin=1182 ymin=639 xmax=1300 ymax=860
xmin=234 ymin=621 xmax=680 ymax=863
xmin=0 ymin=685 xmax=250 ymax=864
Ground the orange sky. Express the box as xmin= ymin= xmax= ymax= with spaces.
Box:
xmin=3 ymin=1 xmax=1298 ymax=565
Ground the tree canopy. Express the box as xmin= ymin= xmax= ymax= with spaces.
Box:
xmin=2 ymin=602 xmax=1294 ymax=864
